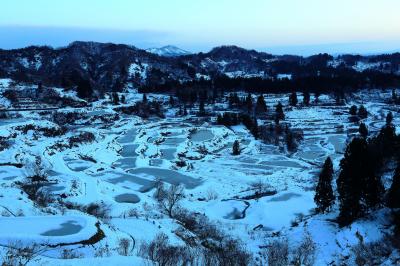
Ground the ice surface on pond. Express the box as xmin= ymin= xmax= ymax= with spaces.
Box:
xmin=163 ymin=137 xmax=186 ymax=145
xmin=0 ymin=216 xmax=97 ymax=245
xmin=115 ymin=193 xmax=141 ymax=203
xmin=190 ymin=130 xmax=214 ymax=142
xmin=129 ymin=167 xmax=202 ymax=189
xmin=296 ymin=150 xmax=325 ymax=160
xmin=103 ymin=171 xmax=152 ymax=189
xmin=327 ymin=135 xmax=346 ymax=153
xmin=41 ymin=220 xmax=83 ymax=236
xmin=118 ymin=128 xmax=138 ymax=144
xmin=259 ymin=160 xmax=304 ymax=168
xmin=269 ymin=192 xmax=302 ymax=202
xmin=43 ymin=184 xmax=66 ymax=192
xmin=114 ymin=157 xmax=137 ymax=169
xmin=161 ymin=148 xmax=175 ymax=160
xmin=65 ymin=159 xmax=93 ymax=171
xmin=120 ymin=144 xmax=139 ymax=157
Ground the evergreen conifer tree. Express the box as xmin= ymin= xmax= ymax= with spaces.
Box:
xmin=386 ymin=112 xmax=393 ymax=125
xmin=246 ymin=93 xmax=253 ymax=114
xmin=275 ymin=102 xmax=285 ymax=122
xmin=314 ymin=157 xmax=335 ymax=213
xmin=198 ymin=100 xmax=205 ymax=116
xmin=255 ymin=95 xmax=267 ymax=114
xmin=112 ymin=92 xmax=119 ymax=105
xmin=349 ymin=105 xmax=358 ymax=116
xmin=289 ymin=91 xmax=298 ymax=106
xmin=303 ymin=91 xmax=310 ymax=106
xmin=337 ymin=138 xmax=368 ymax=226
xmin=359 ymin=123 xmax=368 ymax=138
xmin=387 ymin=163 xmax=400 ymax=208
xmin=232 ymin=140 xmax=240 ymax=155
xmin=358 ymin=105 xmax=368 ymax=119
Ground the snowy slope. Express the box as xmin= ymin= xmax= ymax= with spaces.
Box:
xmin=146 ymin=45 xmax=191 ymax=57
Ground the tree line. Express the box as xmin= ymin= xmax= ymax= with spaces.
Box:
xmin=314 ymin=112 xmax=400 ymax=229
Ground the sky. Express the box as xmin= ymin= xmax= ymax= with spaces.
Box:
xmin=0 ymin=0 xmax=399 ymax=55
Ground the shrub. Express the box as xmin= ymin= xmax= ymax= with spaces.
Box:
xmin=68 ymin=132 xmax=95 ymax=147
xmin=351 ymin=239 xmax=392 ymax=266
xmin=118 ymin=238 xmax=132 ymax=256
xmin=138 ymin=233 xmax=194 ymax=266
xmin=2 ymin=89 xmax=17 ymax=102
xmin=14 ymin=123 xmax=66 ymax=137
xmin=34 ymin=189 xmax=55 ymax=208
xmin=0 ymin=136 xmax=10 ymax=151
xmin=52 ymin=111 xmax=84 ymax=125
xmin=249 ymin=180 xmax=272 ymax=194
xmin=94 ymin=242 xmax=111 ymax=258
xmin=267 ymin=239 xmax=289 ymax=266
xmin=291 ymin=231 xmax=316 ymax=266
xmin=125 ymin=208 xmax=140 ymax=218
xmin=51 ymin=132 xmax=95 ymax=151
xmin=60 ymin=249 xmax=84 ymax=259
xmin=207 ymin=238 xmax=252 ymax=266
xmin=206 ymin=188 xmax=218 ymax=201
xmin=3 ymin=241 xmax=48 ymax=266
xmin=85 ymin=202 xmax=111 ymax=221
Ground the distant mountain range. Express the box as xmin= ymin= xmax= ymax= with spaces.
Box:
xmin=0 ymin=41 xmax=399 ymax=92
xmin=146 ymin=45 xmax=191 ymax=57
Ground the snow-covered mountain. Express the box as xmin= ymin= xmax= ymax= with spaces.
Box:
xmin=0 ymin=41 xmax=399 ymax=93
xmin=146 ymin=45 xmax=191 ymax=57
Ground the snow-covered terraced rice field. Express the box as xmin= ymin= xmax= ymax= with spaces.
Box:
xmin=0 ymin=88 xmax=398 ymax=264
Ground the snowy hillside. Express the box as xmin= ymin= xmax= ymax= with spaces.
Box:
xmin=0 ymin=77 xmax=399 ymax=265
xmin=0 ymin=41 xmax=398 ymax=93
xmin=146 ymin=45 xmax=191 ymax=57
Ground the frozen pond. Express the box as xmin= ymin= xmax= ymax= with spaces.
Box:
xmin=327 ymin=135 xmax=347 ymax=153
xmin=115 ymin=193 xmax=140 ymax=203
xmin=41 ymin=220 xmax=83 ymax=236
xmin=114 ymin=157 xmax=136 ymax=169
xmin=238 ymin=163 xmax=273 ymax=171
xmin=105 ymin=172 xmax=152 ymax=189
xmin=118 ymin=129 xmax=138 ymax=144
xmin=190 ymin=130 xmax=214 ymax=142
xmin=65 ymin=159 xmax=92 ymax=171
xmin=269 ymin=192 xmax=302 ymax=202
xmin=163 ymin=137 xmax=186 ymax=146
xmin=0 ymin=216 xmax=95 ymax=244
xmin=0 ymin=117 xmax=26 ymax=126
xmin=120 ymin=144 xmax=139 ymax=157
xmin=259 ymin=160 xmax=304 ymax=168
xmin=161 ymin=148 xmax=175 ymax=160
xmin=128 ymin=167 xmax=202 ymax=189
xmin=43 ymin=184 xmax=66 ymax=192
xmin=296 ymin=150 xmax=325 ymax=160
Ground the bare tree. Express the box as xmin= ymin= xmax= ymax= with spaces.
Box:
xmin=2 ymin=241 xmax=48 ymax=266
xmin=153 ymin=177 xmax=166 ymax=202
xmin=161 ymin=185 xmax=184 ymax=218
xmin=117 ymin=238 xmax=132 ymax=256
xmin=25 ymin=156 xmax=48 ymax=183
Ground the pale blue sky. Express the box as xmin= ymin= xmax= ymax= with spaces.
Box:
xmin=1 ymin=0 xmax=399 ymax=54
